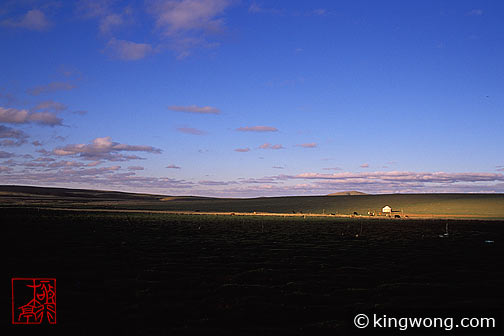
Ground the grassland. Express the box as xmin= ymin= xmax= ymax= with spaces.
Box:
xmin=3 ymin=185 xmax=504 ymax=334
xmin=1 ymin=185 xmax=504 ymax=219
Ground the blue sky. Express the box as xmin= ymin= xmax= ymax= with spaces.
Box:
xmin=1 ymin=0 xmax=503 ymax=196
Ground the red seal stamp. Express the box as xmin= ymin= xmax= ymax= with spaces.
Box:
xmin=12 ymin=278 xmax=57 ymax=324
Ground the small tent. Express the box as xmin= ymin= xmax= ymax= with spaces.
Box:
xmin=382 ymin=205 xmax=392 ymax=213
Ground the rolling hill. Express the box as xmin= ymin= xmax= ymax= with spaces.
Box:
xmin=327 ymin=191 xmax=368 ymax=196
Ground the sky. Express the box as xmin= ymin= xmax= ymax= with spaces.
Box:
xmin=0 ymin=0 xmax=503 ymax=197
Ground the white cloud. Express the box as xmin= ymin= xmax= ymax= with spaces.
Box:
xmin=198 ymin=180 xmax=236 ymax=186
xmin=236 ymin=126 xmax=278 ymax=132
xmin=147 ymin=0 xmax=232 ymax=57
xmin=106 ymin=38 xmax=154 ymax=61
xmin=467 ymin=9 xmax=483 ymax=16
xmin=28 ymin=112 xmax=63 ymax=126
xmin=77 ymin=0 xmax=131 ymax=34
xmin=177 ymin=127 xmax=206 ymax=135
xmin=168 ymin=104 xmax=220 ymax=114
xmin=0 ymin=107 xmax=62 ymax=126
xmin=33 ymin=100 xmax=68 ymax=112
xmin=311 ymin=9 xmax=327 ymax=16
xmin=77 ymin=0 xmax=110 ymax=18
xmin=296 ymin=142 xmax=317 ymax=148
xmin=128 ymin=166 xmax=144 ymax=171
xmin=0 ymin=167 xmax=194 ymax=191
xmin=211 ymin=171 xmax=504 ymax=196
xmin=149 ymin=0 xmax=231 ymax=35
xmin=292 ymin=171 xmax=504 ymax=184
xmin=0 ymin=150 xmax=15 ymax=158
xmin=51 ymin=136 xmax=162 ymax=161
xmin=99 ymin=13 xmax=124 ymax=34
xmin=259 ymin=143 xmax=284 ymax=150
xmin=0 ymin=125 xmax=28 ymax=144
xmin=0 ymin=107 xmax=28 ymax=123
xmin=234 ymin=147 xmax=250 ymax=152
xmin=1 ymin=9 xmax=51 ymax=31
xmin=27 ymin=81 xmax=76 ymax=95
xmin=166 ymin=164 xmax=181 ymax=169
xmin=248 ymin=2 xmax=282 ymax=15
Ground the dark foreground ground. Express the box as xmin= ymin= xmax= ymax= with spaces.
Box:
xmin=3 ymin=208 xmax=504 ymax=335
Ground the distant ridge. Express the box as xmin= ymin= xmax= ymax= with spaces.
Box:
xmin=327 ymin=191 xmax=368 ymax=196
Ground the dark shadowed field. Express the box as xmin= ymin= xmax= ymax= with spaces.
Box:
xmin=4 ymin=207 xmax=503 ymax=335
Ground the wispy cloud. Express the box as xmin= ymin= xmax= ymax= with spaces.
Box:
xmin=311 ymin=9 xmax=327 ymax=16
xmin=360 ymin=163 xmax=370 ymax=168
xmin=249 ymin=3 xmax=328 ymax=17
xmin=27 ymin=112 xmax=63 ymax=126
xmin=54 ymin=135 xmax=67 ymax=142
xmin=259 ymin=143 xmax=284 ymax=150
xmin=293 ymin=171 xmax=504 ymax=184
xmin=496 ymin=166 xmax=504 ymax=172
xmin=34 ymin=157 xmax=55 ymax=162
xmin=149 ymin=0 xmax=231 ymax=35
xmin=248 ymin=2 xmax=283 ymax=15
xmin=322 ymin=167 xmax=342 ymax=171
xmin=27 ymin=81 xmax=76 ymax=95
xmin=147 ymin=0 xmax=232 ymax=57
xmin=0 ymin=107 xmax=62 ymax=126
xmin=0 ymin=89 xmax=17 ymax=106
xmin=86 ymin=160 xmax=102 ymax=167
xmin=106 ymin=38 xmax=153 ymax=61
xmin=76 ymin=0 xmax=110 ymax=18
xmin=45 ymin=160 xmax=89 ymax=168
xmin=177 ymin=127 xmax=206 ymax=135
xmin=128 ymin=166 xmax=144 ymax=171
xmin=198 ymin=180 xmax=236 ymax=186
xmin=0 ymin=167 xmax=194 ymax=191
xmin=1 ymin=9 xmax=51 ymax=31
xmin=168 ymin=105 xmax=220 ymax=114
xmin=99 ymin=13 xmax=126 ymax=34
xmin=216 ymin=171 xmax=504 ymax=196
xmin=76 ymin=0 xmax=132 ymax=35
xmin=51 ymin=136 xmax=162 ymax=161
xmin=166 ymin=164 xmax=181 ymax=169
xmin=467 ymin=9 xmax=483 ymax=16
xmin=234 ymin=147 xmax=250 ymax=152
xmin=0 ymin=139 xmax=26 ymax=147
xmin=236 ymin=126 xmax=278 ymax=132
xmin=33 ymin=100 xmax=68 ymax=113
xmin=0 ymin=125 xmax=29 ymax=147
xmin=296 ymin=142 xmax=317 ymax=148
xmin=0 ymin=150 xmax=15 ymax=158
